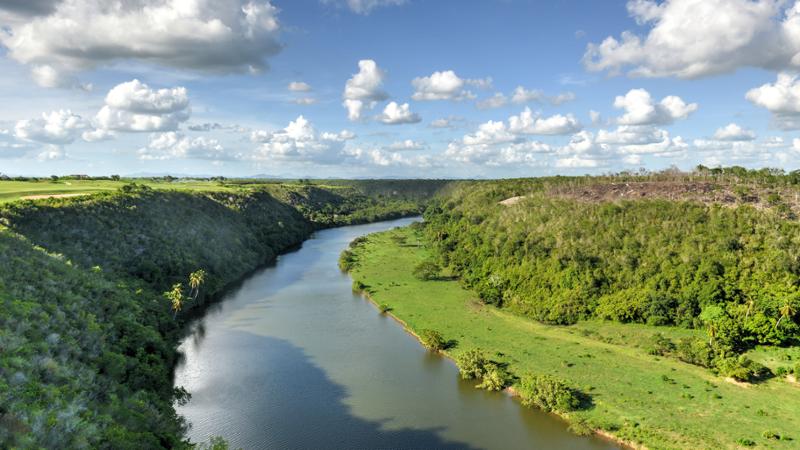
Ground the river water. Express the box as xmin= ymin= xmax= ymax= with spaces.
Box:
xmin=174 ymin=217 xmax=619 ymax=450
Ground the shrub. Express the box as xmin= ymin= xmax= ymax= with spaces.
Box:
xmin=647 ymin=333 xmax=676 ymax=356
xmin=715 ymin=356 xmax=770 ymax=382
xmin=736 ymin=438 xmax=756 ymax=447
xmin=378 ymin=303 xmax=392 ymax=313
xmin=456 ymin=348 xmax=489 ymax=380
xmin=339 ymin=250 xmax=357 ymax=271
xmin=419 ymin=329 xmax=446 ymax=351
xmin=568 ymin=418 xmax=595 ymax=437
xmin=477 ymin=363 xmax=512 ymax=391
xmin=675 ymin=338 xmax=714 ymax=368
xmin=794 ymin=363 xmax=800 ymax=376
xmin=413 ymin=261 xmax=441 ymax=281
xmin=516 ymin=374 xmax=583 ymax=413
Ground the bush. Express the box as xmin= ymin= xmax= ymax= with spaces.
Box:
xmin=675 ymin=338 xmax=714 ymax=368
xmin=736 ymin=438 xmax=756 ymax=447
xmin=794 ymin=362 xmax=800 ymax=376
xmin=477 ymin=363 xmax=512 ymax=391
xmin=339 ymin=249 xmax=357 ymax=271
xmin=378 ymin=303 xmax=392 ymax=313
xmin=715 ymin=356 xmax=770 ymax=382
xmin=419 ymin=329 xmax=446 ymax=351
xmin=456 ymin=348 xmax=489 ymax=380
xmin=647 ymin=333 xmax=676 ymax=356
xmin=413 ymin=261 xmax=441 ymax=281
xmin=516 ymin=374 xmax=583 ymax=413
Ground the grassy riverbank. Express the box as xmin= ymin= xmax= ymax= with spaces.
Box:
xmin=347 ymin=225 xmax=800 ymax=450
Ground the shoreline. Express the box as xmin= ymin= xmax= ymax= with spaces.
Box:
xmin=349 ymin=283 xmax=643 ymax=450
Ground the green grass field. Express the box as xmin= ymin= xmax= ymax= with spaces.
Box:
xmin=349 ymin=225 xmax=800 ymax=450
xmin=0 ymin=179 xmax=241 ymax=203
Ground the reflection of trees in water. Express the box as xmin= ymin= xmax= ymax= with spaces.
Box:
xmin=180 ymin=331 xmax=480 ymax=450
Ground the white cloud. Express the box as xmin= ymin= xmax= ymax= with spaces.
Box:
xmin=746 ymin=72 xmax=800 ymax=129
xmin=1 ymin=0 xmax=283 ymax=87
xmin=288 ymin=81 xmax=312 ymax=92
xmin=250 ymin=115 xmax=354 ymax=163
xmin=137 ymin=132 xmax=228 ymax=160
xmin=476 ymin=93 xmax=509 ymax=110
xmin=37 ymin=144 xmax=65 ymax=161
xmin=387 ymin=139 xmax=426 ymax=150
xmin=345 ymin=147 xmax=435 ymax=168
xmin=713 ymin=123 xmax=756 ymax=141
xmin=93 ymin=79 xmax=191 ymax=132
xmin=322 ymin=0 xmax=407 ymax=14
xmin=584 ymin=0 xmax=800 ymax=78
xmin=343 ymin=59 xmax=388 ymax=121
xmin=14 ymin=109 xmax=88 ymax=144
xmin=429 ymin=116 xmax=464 ymax=129
xmin=614 ymin=88 xmax=697 ymax=125
xmin=293 ymin=97 xmax=317 ymax=105
xmin=510 ymin=87 xmax=576 ymax=105
xmin=379 ymin=102 xmax=421 ymax=124
xmin=508 ymin=107 xmax=582 ymax=135
xmin=411 ymin=70 xmax=490 ymax=101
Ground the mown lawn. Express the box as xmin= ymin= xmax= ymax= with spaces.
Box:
xmin=349 ymin=225 xmax=800 ymax=450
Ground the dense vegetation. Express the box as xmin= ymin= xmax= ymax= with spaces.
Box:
xmin=424 ymin=172 xmax=800 ymax=379
xmin=346 ymin=225 xmax=800 ymax=449
xmin=0 ymin=180 xmax=443 ymax=448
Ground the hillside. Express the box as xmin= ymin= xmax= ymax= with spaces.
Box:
xmin=0 ymin=181 xmax=446 ymax=448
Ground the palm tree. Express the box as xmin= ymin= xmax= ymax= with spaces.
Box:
xmin=189 ymin=269 xmax=206 ymax=301
xmin=775 ymin=301 xmax=797 ymax=330
xmin=166 ymin=283 xmax=185 ymax=319
xmin=745 ymin=297 xmax=755 ymax=320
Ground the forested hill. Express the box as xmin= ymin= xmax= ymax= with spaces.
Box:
xmin=0 ymin=181 xmax=446 ymax=448
xmin=424 ymin=170 xmax=800 ymax=376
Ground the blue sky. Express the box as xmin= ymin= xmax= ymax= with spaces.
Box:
xmin=0 ymin=0 xmax=797 ymax=177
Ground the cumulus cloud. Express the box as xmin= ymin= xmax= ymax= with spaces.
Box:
xmin=249 ymin=115 xmax=354 ymax=163
xmin=93 ymin=79 xmax=191 ymax=132
xmin=343 ymin=59 xmax=388 ymax=121
xmin=746 ymin=72 xmax=800 ymax=129
xmin=138 ymin=132 xmax=228 ymax=160
xmin=379 ymin=102 xmax=421 ymax=124
xmin=288 ymin=81 xmax=312 ymax=92
xmin=322 ymin=0 xmax=406 ymax=14
xmin=14 ymin=109 xmax=88 ymax=145
xmin=508 ymin=108 xmax=582 ymax=135
xmin=1 ymin=0 xmax=283 ymax=87
xmin=613 ymin=88 xmax=697 ymax=125
xmin=713 ymin=123 xmax=756 ymax=141
xmin=510 ymin=87 xmax=576 ymax=105
xmin=583 ymin=0 xmax=800 ymax=78
xmin=344 ymin=146 xmax=435 ymax=168
xmin=411 ymin=70 xmax=491 ymax=101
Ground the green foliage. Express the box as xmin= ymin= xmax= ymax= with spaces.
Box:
xmin=476 ymin=363 xmax=512 ymax=391
xmin=715 ymin=355 xmax=770 ymax=382
xmin=516 ymin=374 xmax=583 ymax=413
xmin=339 ymin=249 xmax=357 ymax=271
xmin=736 ymin=437 xmax=756 ymax=447
xmin=424 ymin=179 xmax=800 ymax=349
xmin=0 ymin=183 xmax=437 ymax=448
xmin=455 ymin=348 xmax=489 ymax=380
xmin=419 ymin=329 xmax=446 ymax=351
xmin=412 ymin=261 xmax=441 ymax=281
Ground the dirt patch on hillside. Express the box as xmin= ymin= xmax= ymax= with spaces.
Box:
xmin=499 ymin=195 xmax=526 ymax=206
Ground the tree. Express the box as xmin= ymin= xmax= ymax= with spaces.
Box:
xmin=189 ymin=269 xmax=206 ymax=301
xmin=165 ymin=283 xmax=185 ymax=319
xmin=413 ymin=261 xmax=441 ymax=281
xmin=775 ymin=301 xmax=797 ymax=330
xmin=419 ymin=329 xmax=446 ymax=351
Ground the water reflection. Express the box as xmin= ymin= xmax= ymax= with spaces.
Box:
xmin=174 ymin=218 xmax=619 ymax=450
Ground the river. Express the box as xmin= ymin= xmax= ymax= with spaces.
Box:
xmin=174 ymin=217 xmax=620 ymax=450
